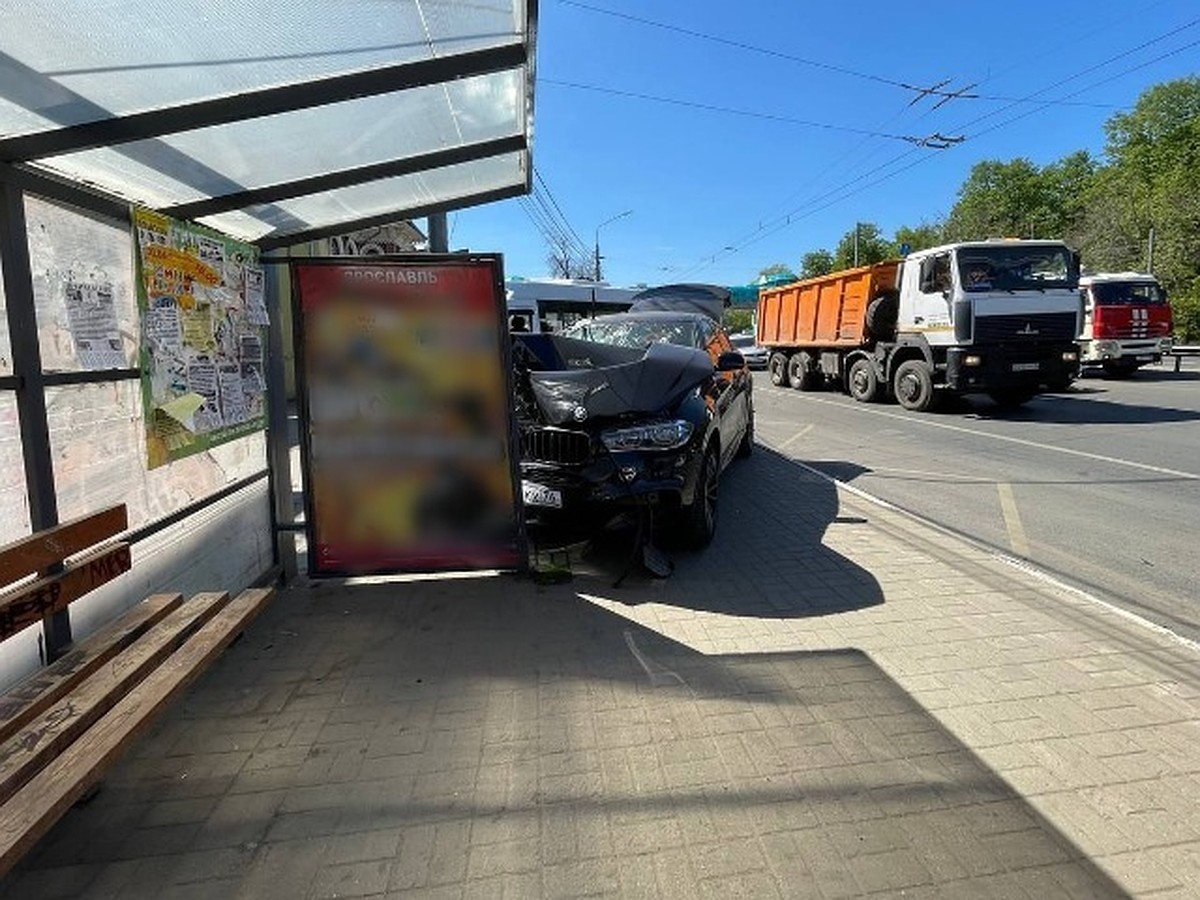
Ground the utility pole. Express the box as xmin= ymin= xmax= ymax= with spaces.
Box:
xmin=594 ymin=209 xmax=633 ymax=282
xmin=853 ymin=222 xmax=860 ymax=267
xmin=1147 ymin=226 xmax=1155 ymax=273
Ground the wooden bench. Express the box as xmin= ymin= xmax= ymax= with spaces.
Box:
xmin=0 ymin=504 xmax=274 ymax=877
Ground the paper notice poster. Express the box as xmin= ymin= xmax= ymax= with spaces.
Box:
xmin=145 ymin=298 xmax=182 ymax=351
xmin=134 ymin=206 xmax=266 ymax=468
xmin=244 ymin=266 xmax=269 ymax=325
xmin=65 ymin=280 xmax=126 ymax=369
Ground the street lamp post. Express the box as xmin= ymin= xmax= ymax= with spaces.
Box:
xmin=594 ymin=209 xmax=633 ymax=282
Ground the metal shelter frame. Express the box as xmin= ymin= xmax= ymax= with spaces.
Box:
xmin=0 ymin=3 xmax=538 ymax=661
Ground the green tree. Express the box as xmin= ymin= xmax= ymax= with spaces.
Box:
xmin=832 ymin=222 xmax=892 ymax=269
xmin=799 ymin=249 xmax=834 ymax=278
xmin=757 ymin=263 xmax=793 ymax=280
xmin=893 ymin=222 xmax=944 ymax=254
xmin=1075 ymin=77 xmax=1200 ymax=338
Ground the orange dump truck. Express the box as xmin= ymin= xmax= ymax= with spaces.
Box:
xmin=756 ymin=241 xmax=1082 ymax=410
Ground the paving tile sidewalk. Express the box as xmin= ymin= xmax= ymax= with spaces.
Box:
xmin=4 ymin=443 xmax=1200 ymax=899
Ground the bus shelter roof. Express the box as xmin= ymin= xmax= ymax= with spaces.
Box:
xmin=0 ymin=0 xmax=537 ymax=248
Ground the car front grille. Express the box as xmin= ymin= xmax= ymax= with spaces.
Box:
xmin=974 ymin=311 xmax=1078 ymax=344
xmin=522 ymin=427 xmax=591 ymax=466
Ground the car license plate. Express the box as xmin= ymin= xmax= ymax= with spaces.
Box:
xmin=1011 ymin=362 xmax=1040 ymax=372
xmin=1136 ymin=355 xmax=1154 ymax=361
xmin=522 ymin=481 xmax=562 ymax=509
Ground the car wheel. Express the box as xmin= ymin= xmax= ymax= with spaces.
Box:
xmin=893 ymin=359 xmax=937 ymax=412
xmin=680 ymin=445 xmax=719 ymax=548
xmin=847 ymin=357 xmax=880 ymax=403
xmin=736 ymin=404 xmax=754 ymax=458
xmin=768 ymin=352 xmax=789 ymax=386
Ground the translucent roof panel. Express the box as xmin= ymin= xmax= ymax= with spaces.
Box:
xmin=34 ymin=69 xmax=525 ymax=207
xmin=200 ymin=151 xmax=527 ymax=241
xmin=0 ymin=0 xmax=526 ymax=136
xmin=1 ymin=1 xmax=535 ymax=247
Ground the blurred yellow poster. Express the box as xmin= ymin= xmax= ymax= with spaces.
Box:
xmin=292 ymin=256 xmax=525 ymax=575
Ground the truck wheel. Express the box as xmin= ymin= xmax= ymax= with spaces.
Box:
xmin=847 ymin=358 xmax=880 ymax=403
xmin=865 ymin=292 xmax=899 ymax=341
xmin=893 ymin=359 xmax=937 ymax=412
xmin=990 ymin=389 xmax=1037 ymax=408
xmin=768 ymin=352 xmax=789 ymax=386
xmin=788 ymin=352 xmax=821 ymax=391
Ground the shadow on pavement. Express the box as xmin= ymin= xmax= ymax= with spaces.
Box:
xmin=939 ymin=390 xmax=1200 ymax=425
xmin=6 ymin=579 xmax=1127 ymax=898
xmin=567 ymin=445 xmax=885 ymax=619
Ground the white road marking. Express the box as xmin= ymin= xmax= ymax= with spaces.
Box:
xmin=866 ymin=466 xmax=993 ymax=484
xmin=771 ymin=444 xmax=1200 ymax=656
xmin=777 ymin=423 xmax=815 ymax=450
xmin=764 ymin=388 xmax=1200 ymax=481
xmin=996 ymin=482 xmax=1030 ymax=557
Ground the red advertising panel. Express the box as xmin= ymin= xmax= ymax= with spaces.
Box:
xmin=292 ymin=256 xmax=525 ymax=575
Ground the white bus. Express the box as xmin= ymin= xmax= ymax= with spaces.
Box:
xmin=505 ymin=278 xmax=640 ymax=334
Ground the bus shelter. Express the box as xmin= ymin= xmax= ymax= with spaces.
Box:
xmin=0 ymin=2 xmax=538 ymax=679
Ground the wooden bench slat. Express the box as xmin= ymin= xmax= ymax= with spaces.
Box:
xmin=0 ymin=544 xmax=133 ymax=642
xmin=0 ymin=507 xmax=127 ymax=585
xmin=0 ymin=594 xmax=183 ymax=745
xmin=0 ymin=592 xmax=232 ymax=804
xmin=0 ymin=587 xmax=273 ymax=877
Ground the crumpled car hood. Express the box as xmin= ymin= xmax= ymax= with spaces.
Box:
xmin=516 ymin=334 xmax=713 ymax=426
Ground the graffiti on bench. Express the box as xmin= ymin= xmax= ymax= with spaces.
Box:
xmin=0 ymin=544 xmax=132 ymax=640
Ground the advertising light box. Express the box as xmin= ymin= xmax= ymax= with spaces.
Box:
xmin=292 ymin=256 xmax=525 ymax=576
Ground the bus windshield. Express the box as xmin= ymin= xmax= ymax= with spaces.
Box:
xmin=956 ymin=245 xmax=1074 ymax=293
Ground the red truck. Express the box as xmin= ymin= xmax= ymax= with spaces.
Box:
xmin=1078 ymin=272 xmax=1174 ymax=376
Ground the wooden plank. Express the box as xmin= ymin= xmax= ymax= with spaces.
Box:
xmin=0 ymin=594 xmax=183 ymax=745
xmin=0 ymin=587 xmax=273 ymax=877
xmin=0 ymin=544 xmax=132 ymax=642
xmin=0 ymin=506 xmax=127 ymax=586
xmin=0 ymin=592 xmax=231 ymax=804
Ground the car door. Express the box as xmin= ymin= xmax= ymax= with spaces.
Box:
xmin=704 ymin=323 xmax=748 ymax=466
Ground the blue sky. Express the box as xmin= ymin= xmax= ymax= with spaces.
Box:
xmin=452 ymin=0 xmax=1200 ymax=288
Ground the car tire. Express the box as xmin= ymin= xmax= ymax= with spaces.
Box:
xmin=768 ymin=352 xmax=789 ymax=386
xmin=847 ymin=357 xmax=880 ymax=403
xmin=893 ymin=359 xmax=937 ymax=412
xmin=680 ymin=444 xmax=719 ymax=548
xmin=736 ymin=404 xmax=754 ymax=458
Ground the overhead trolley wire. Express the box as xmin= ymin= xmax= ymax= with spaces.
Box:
xmin=671 ymin=18 xmax=1200 ymax=278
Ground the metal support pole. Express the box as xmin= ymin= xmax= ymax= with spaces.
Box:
xmin=0 ymin=178 xmax=70 ymax=657
xmin=263 ymin=259 xmax=298 ymax=582
xmin=427 ymin=213 xmax=449 ymax=253
xmin=1147 ymin=227 xmax=1155 ymax=274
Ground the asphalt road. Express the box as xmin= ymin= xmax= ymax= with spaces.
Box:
xmin=751 ymin=359 xmax=1200 ymax=643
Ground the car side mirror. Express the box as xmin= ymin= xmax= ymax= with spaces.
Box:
xmin=717 ymin=351 xmax=745 ymax=372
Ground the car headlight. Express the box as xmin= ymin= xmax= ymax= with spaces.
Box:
xmin=963 ymin=354 xmax=982 ymax=367
xmin=601 ymin=420 xmax=694 ymax=451
xmin=1062 ymin=351 xmax=1078 ymax=362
